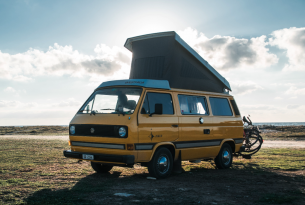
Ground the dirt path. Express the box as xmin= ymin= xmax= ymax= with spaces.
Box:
xmin=1 ymin=135 xmax=305 ymax=148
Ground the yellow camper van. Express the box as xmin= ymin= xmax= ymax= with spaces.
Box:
xmin=63 ymin=32 xmax=244 ymax=178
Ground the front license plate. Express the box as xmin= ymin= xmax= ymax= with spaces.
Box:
xmin=82 ymin=154 xmax=94 ymax=160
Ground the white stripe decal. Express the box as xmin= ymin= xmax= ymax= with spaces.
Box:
xmin=71 ymin=141 xmax=125 ymax=149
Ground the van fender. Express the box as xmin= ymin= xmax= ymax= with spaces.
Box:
xmin=149 ymin=142 xmax=177 ymax=161
xmin=219 ymin=139 xmax=236 ymax=153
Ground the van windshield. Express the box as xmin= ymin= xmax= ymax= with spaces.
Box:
xmin=79 ymin=87 xmax=143 ymax=115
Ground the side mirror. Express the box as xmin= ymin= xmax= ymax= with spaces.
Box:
xmin=149 ymin=104 xmax=163 ymax=116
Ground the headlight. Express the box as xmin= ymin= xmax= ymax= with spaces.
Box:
xmin=119 ymin=127 xmax=126 ymax=137
xmin=70 ymin=126 xmax=75 ymax=135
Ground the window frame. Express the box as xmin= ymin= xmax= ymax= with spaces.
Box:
xmin=209 ymin=97 xmax=233 ymax=116
xmin=177 ymin=94 xmax=210 ymax=116
xmin=140 ymin=91 xmax=175 ymax=115
xmin=77 ymin=87 xmax=143 ymax=115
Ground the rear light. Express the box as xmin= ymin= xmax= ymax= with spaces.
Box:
xmin=127 ymin=144 xmax=134 ymax=150
xmin=68 ymin=140 xmax=71 ymax=146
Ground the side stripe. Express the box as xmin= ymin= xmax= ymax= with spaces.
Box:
xmin=234 ymin=138 xmax=244 ymax=144
xmin=174 ymin=140 xmax=222 ymax=149
xmin=135 ymin=144 xmax=156 ymax=150
xmin=71 ymin=141 xmax=125 ymax=150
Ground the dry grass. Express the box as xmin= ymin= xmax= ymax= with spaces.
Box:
xmin=1 ymin=138 xmax=305 ymax=204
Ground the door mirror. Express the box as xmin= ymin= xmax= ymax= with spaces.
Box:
xmin=149 ymin=103 xmax=163 ymax=116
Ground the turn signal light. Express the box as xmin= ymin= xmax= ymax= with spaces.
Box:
xmin=127 ymin=144 xmax=134 ymax=150
xmin=68 ymin=140 xmax=71 ymax=146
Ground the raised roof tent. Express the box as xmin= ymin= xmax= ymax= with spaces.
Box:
xmin=124 ymin=31 xmax=231 ymax=93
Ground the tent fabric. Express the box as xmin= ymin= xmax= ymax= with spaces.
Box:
xmin=124 ymin=31 xmax=231 ymax=93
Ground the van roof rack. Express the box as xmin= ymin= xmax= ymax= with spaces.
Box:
xmin=124 ymin=31 xmax=231 ymax=93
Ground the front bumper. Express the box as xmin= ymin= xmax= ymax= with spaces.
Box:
xmin=63 ymin=150 xmax=135 ymax=165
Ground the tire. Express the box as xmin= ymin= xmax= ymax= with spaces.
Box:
xmin=214 ymin=143 xmax=233 ymax=169
xmin=91 ymin=162 xmax=113 ymax=173
xmin=148 ymin=147 xmax=173 ymax=179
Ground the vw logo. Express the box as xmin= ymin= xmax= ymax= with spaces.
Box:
xmin=90 ymin=128 xmax=95 ymax=133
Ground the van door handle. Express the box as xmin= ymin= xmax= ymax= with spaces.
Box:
xmin=172 ymin=124 xmax=179 ymax=128
xmin=204 ymin=129 xmax=210 ymax=134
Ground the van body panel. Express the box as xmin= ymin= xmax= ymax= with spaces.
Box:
xmin=65 ymin=85 xmax=244 ymax=166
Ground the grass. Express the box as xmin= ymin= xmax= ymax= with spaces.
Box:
xmin=1 ymin=138 xmax=305 ymax=204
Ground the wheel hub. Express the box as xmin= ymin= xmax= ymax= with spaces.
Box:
xmin=222 ymin=149 xmax=231 ymax=165
xmin=157 ymin=156 xmax=169 ymax=174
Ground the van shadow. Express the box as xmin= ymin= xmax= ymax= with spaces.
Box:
xmin=24 ymin=171 xmax=148 ymax=205
xmin=25 ymin=163 xmax=305 ymax=205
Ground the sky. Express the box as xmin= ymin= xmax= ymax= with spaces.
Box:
xmin=0 ymin=0 xmax=305 ymax=125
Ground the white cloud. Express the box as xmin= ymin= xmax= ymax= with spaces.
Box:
xmin=3 ymin=87 xmax=27 ymax=96
xmin=4 ymin=87 xmax=16 ymax=93
xmin=0 ymin=43 xmax=131 ymax=82
xmin=269 ymin=27 xmax=305 ymax=71
xmin=285 ymin=86 xmax=305 ymax=96
xmin=52 ymin=98 xmax=82 ymax=108
xmin=231 ymin=81 xmax=263 ymax=95
xmin=178 ymin=27 xmax=278 ymax=71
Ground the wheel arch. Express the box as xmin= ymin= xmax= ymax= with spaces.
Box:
xmin=149 ymin=142 xmax=176 ymax=161
xmin=220 ymin=139 xmax=235 ymax=153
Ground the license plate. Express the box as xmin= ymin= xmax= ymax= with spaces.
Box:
xmin=82 ymin=154 xmax=94 ymax=160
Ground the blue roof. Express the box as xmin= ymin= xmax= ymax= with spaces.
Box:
xmin=97 ymin=79 xmax=171 ymax=90
xmin=124 ymin=31 xmax=231 ymax=91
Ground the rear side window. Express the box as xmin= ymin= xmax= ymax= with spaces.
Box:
xmin=230 ymin=100 xmax=240 ymax=115
xmin=178 ymin=95 xmax=209 ymax=115
xmin=210 ymin=97 xmax=233 ymax=116
xmin=141 ymin=92 xmax=174 ymax=115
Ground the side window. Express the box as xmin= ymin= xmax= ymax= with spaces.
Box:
xmin=178 ymin=95 xmax=209 ymax=115
xmin=141 ymin=92 xmax=174 ymax=115
xmin=209 ymin=97 xmax=233 ymax=116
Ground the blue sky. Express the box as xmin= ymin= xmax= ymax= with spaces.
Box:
xmin=0 ymin=0 xmax=305 ymax=125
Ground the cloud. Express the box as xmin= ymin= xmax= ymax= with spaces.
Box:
xmin=0 ymin=100 xmax=35 ymax=108
xmin=178 ymin=28 xmax=278 ymax=71
xmin=231 ymin=81 xmax=263 ymax=95
xmin=269 ymin=27 xmax=305 ymax=71
xmin=0 ymin=43 xmax=131 ymax=81
xmin=287 ymin=104 xmax=301 ymax=109
xmin=285 ymin=86 xmax=305 ymax=96
xmin=52 ymin=98 xmax=82 ymax=108
xmin=4 ymin=87 xmax=16 ymax=93
xmin=3 ymin=87 xmax=27 ymax=96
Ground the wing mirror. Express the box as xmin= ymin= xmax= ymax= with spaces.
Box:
xmin=149 ymin=104 xmax=163 ymax=116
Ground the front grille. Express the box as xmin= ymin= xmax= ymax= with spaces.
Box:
xmin=70 ymin=124 xmax=128 ymax=138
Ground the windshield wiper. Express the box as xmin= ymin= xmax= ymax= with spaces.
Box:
xmin=100 ymin=108 xmax=115 ymax=110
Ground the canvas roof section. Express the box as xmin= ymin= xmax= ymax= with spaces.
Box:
xmin=97 ymin=79 xmax=171 ymax=90
xmin=124 ymin=31 xmax=231 ymax=93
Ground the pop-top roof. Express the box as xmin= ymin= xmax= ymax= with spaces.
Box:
xmin=124 ymin=31 xmax=231 ymax=93
xmin=97 ymin=79 xmax=170 ymax=90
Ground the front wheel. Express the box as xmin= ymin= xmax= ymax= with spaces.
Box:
xmin=214 ymin=143 xmax=233 ymax=169
xmin=91 ymin=162 xmax=113 ymax=173
xmin=148 ymin=147 xmax=173 ymax=179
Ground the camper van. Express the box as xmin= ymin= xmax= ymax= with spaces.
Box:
xmin=63 ymin=32 xmax=244 ymax=179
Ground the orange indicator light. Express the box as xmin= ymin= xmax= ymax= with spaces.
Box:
xmin=127 ymin=144 xmax=134 ymax=150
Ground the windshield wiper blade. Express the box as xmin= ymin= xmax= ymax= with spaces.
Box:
xmin=100 ymin=108 xmax=115 ymax=110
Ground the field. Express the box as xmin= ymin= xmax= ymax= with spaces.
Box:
xmin=1 ymin=125 xmax=305 ymax=141
xmin=1 ymin=138 xmax=305 ymax=205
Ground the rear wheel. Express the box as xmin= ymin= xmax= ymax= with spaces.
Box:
xmin=148 ymin=147 xmax=173 ymax=179
xmin=91 ymin=162 xmax=113 ymax=173
xmin=214 ymin=143 xmax=233 ymax=169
